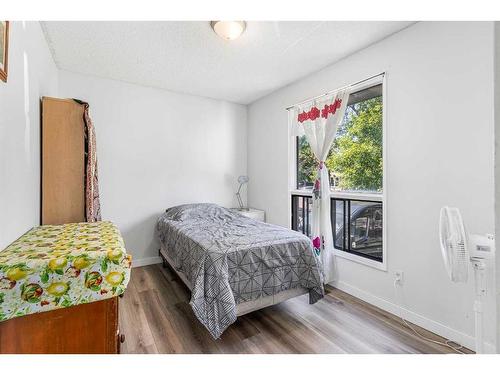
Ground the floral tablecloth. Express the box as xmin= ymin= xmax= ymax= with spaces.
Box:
xmin=0 ymin=221 xmax=131 ymax=322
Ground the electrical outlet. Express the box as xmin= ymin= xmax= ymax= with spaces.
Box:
xmin=395 ymin=270 xmax=404 ymax=286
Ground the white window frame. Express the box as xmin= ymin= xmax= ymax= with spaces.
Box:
xmin=288 ymin=73 xmax=387 ymax=271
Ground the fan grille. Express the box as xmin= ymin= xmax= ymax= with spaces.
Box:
xmin=439 ymin=207 xmax=469 ymax=282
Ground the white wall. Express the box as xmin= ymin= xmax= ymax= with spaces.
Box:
xmin=0 ymin=22 xmax=59 ymax=249
xmin=494 ymin=21 xmax=500 ymax=353
xmin=247 ymin=22 xmax=496 ymax=351
xmin=58 ymin=71 xmax=247 ymax=265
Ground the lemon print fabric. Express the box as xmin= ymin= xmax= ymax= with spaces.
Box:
xmin=6 ymin=264 xmax=30 ymax=281
xmin=85 ymin=271 xmax=103 ymax=291
xmin=21 ymin=283 xmax=43 ymax=303
xmin=48 ymin=257 xmax=67 ymax=273
xmin=106 ymin=272 xmax=124 ymax=287
xmin=47 ymin=282 xmax=69 ymax=297
xmin=73 ymin=255 xmax=91 ymax=270
xmin=0 ymin=221 xmax=131 ymax=322
xmin=107 ymin=249 xmax=122 ymax=262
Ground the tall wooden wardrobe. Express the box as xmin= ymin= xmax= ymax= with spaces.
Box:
xmin=41 ymin=97 xmax=86 ymax=225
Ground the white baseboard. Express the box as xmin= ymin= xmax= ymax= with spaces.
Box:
xmin=331 ymin=280 xmax=496 ymax=353
xmin=132 ymin=256 xmax=162 ymax=268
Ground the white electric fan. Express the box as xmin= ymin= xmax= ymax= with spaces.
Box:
xmin=439 ymin=206 xmax=495 ymax=354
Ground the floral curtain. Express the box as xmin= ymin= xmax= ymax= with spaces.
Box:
xmin=292 ymin=89 xmax=350 ymax=283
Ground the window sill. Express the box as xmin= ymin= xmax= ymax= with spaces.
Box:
xmin=334 ymin=249 xmax=387 ymax=271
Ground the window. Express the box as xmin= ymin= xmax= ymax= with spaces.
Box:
xmin=296 ymin=83 xmax=383 ymax=193
xmin=291 ymin=78 xmax=385 ymax=267
xmin=291 ymin=194 xmax=312 ymax=237
xmin=332 ymin=198 xmax=383 ymax=262
xmin=291 ymin=195 xmax=383 ymax=263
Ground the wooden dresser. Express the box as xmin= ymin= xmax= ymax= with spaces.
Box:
xmin=0 ymin=298 xmax=120 ymax=354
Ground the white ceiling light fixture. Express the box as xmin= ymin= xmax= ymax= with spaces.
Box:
xmin=210 ymin=21 xmax=246 ymax=40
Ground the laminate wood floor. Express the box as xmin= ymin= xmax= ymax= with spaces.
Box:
xmin=119 ymin=264 xmax=472 ymax=354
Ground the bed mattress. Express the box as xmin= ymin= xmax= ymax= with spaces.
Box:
xmin=156 ymin=203 xmax=324 ymax=339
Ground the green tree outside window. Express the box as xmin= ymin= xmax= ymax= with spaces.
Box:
xmin=297 ymin=95 xmax=383 ymax=192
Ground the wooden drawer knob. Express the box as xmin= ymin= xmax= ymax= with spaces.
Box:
xmin=120 ymin=333 xmax=126 ymax=343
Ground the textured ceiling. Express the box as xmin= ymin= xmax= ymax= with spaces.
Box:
xmin=41 ymin=21 xmax=413 ymax=104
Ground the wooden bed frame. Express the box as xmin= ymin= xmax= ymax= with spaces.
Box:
xmin=158 ymin=246 xmax=308 ymax=316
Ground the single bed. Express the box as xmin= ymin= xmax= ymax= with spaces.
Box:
xmin=156 ymin=203 xmax=324 ymax=339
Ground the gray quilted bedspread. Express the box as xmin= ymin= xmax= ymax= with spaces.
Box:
xmin=156 ymin=203 xmax=324 ymax=339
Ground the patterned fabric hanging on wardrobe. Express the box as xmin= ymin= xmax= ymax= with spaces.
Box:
xmin=75 ymin=99 xmax=102 ymax=222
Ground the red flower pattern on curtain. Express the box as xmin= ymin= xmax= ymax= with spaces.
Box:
xmin=297 ymin=98 xmax=343 ymax=123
